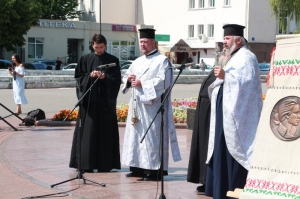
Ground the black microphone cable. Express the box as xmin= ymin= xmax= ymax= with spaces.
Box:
xmin=21 ymin=183 xmax=81 ymax=199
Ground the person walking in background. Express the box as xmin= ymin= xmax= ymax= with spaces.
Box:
xmin=199 ymin=59 xmax=206 ymax=71
xmin=187 ymin=48 xmax=228 ymax=194
xmin=55 ymin=57 xmax=62 ymax=70
xmin=8 ymin=54 xmax=28 ymax=115
xmin=205 ymin=24 xmax=262 ymax=199
xmin=69 ymin=34 xmax=121 ymax=172
xmin=121 ymin=28 xmax=181 ymax=180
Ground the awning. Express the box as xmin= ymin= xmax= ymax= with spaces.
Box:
xmin=170 ymin=39 xmax=216 ymax=52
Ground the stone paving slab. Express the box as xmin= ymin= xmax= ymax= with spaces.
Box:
xmin=0 ymin=115 xmax=211 ymax=199
xmin=0 ymin=84 xmax=269 ymax=198
xmin=0 ymin=131 xmax=74 ymax=199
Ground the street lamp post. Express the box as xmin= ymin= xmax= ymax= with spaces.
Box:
xmin=99 ymin=0 xmax=101 ymax=34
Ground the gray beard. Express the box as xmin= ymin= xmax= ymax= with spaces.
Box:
xmin=226 ymin=42 xmax=237 ymax=55
xmin=218 ymin=55 xmax=230 ymax=68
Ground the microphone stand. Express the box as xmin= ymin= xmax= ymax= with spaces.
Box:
xmin=51 ymin=69 xmax=107 ymax=188
xmin=0 ymin=103 xmax=24 ymax=131
xmin=140 ymin=63 xmax=186 ymax=199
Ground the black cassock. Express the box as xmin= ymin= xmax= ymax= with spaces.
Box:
xmin=69 ymin=52 xmax=121 ymax=171
xmin=187 ymin=71 xmax=216 ymax=184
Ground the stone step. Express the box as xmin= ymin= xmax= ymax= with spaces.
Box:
xmin=35 ymin=119 xmax=187 ymax=129
xmin=0 ymin=69 xmax=267 ymax=89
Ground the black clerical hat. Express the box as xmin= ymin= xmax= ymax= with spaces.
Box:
xmin=139 ymin=28 xmax=156 ymax=39
xmin=223 ymin=24 xmax=245 ymax=37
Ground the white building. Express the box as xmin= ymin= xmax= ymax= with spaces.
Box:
xmin=85 ymin=0 xmax=297 ymax=64
xmin=1 ymin=0 xmax=297 ymax=64
xmin=23 ymin=21 xmax=148 ymax=64
xmin=135 ymin=0 xmax=288 ymax=64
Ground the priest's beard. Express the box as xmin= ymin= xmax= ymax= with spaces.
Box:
xmin=218 ymin=56 xmax=228 ymax=68
xmin=225 ymin=42 xmax=237 ymax=56
xmin=218 ymin=53 xmax=230 ymax=68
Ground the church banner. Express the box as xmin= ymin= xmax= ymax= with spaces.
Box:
xmin=240 ymin=34 xmax=300 ymax=199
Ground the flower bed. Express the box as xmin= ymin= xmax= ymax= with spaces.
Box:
xmin=172 ymin=98 xmax=197 ymax=123
xmin=172 ymin=97 xmax=197 ymax=108
xmin=51 ymin=109 xmax=78 ymax=121
xmin=116 ymin=104 xmax=129 ymax=122
xmin=173 ymin=107 xmax=187 ymax=123
xmin=51 ymin=98 xmax=197 ymax=123
xmin=51 ymin=95 xmax=265 ymax=124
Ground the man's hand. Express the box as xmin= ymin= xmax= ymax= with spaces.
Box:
xmin=90 ymin=70 xmax=105 ymax=79
xmin=131 ymin=78 xmax=141 ymax=87
xmin=128 ymin=73 xmax=141 ymax=87
xmin=214 ymin=66 xmax=225 ymax=79
xmin=128 ymin=74 xmax=136 ymax=82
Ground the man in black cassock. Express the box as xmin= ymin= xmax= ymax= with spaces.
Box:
xmin=187 ymin=47 xmax=227 ymax=194
xmin=69 ymin=34 xmax=121 ymax=172
xmin=187 ymin=71 xmax=216 ymax=193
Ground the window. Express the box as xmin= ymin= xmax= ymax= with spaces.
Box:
xmin=199 ymin=0 xmax=205 ymax=8
xmin=208 ymin=24 xmax=214 ymax=37
xmin=198 ymin=24 xmax=204 ymax=35
xmin=224 ymin=0 xmax=230 ymax=6
xmin=209 ymin=0 xmax=215 ymax=7
xmin=28 ymin=38 xmax=44 ymax=59
xmin=279 ymin=11 xmax=288 ymax=34
xmin=106 ymin=40 xmax=135 ymax=61
xmin=90 ymin=0 xmax=94 ymax=11
xmin=189 ymin=25 xmax=194 ymax=37
xmin=81 ymin=0 xmax=84 ymax=10
xmin=190 ymin=0 xmax=195 ymax=8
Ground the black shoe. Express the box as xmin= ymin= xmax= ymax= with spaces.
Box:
xmin=196 ymin=185 xmax=205 ymax=193
xmin=125 ymin=172 xmax=144 ymax=177
xmin=83 ymin=169 xmax=94 ymax=173
xmin=98 ymin=169 xmax=111 ymax=172
xmin=143 ymin=174 xmax=162 ymax=181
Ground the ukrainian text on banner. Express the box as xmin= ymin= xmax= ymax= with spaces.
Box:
xmin=240 ymin=34 xmax=300 ymax=199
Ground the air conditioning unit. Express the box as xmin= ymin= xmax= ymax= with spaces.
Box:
xmin=199 ymin=34 xmax=207 ymax=43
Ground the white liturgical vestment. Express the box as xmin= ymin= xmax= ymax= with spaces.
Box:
xmin=121 ymin=51 xmax=181 ymax=170
xmin=206 ymin=46 xmax=263 ymax=170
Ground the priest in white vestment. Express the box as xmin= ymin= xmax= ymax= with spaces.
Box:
xmin=205 ymin=24 xmax=263 ymax=199
xmin=121 ymin=28 xmax=181 ymax=180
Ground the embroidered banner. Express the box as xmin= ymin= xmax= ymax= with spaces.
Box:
xmin=240 ymin=34 xmax=300 ymax=199
xmin=243 ymin=178 xmax=300 ymax=198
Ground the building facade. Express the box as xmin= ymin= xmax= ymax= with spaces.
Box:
xmin=23 ymin=20 xmax=147 ymax=64
xmin=1 ymin=20 xmax=152 ymax=65
xmin=74 ymin=0 xmax=294 ymax=64
xmin=137 ymin=0 xmax=278 ymax=64
xmin=1 ymin=0 xmax=297 ymax=64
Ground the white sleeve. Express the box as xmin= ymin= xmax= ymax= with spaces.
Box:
xmin=141 ymin=59 xmax=172 ymax=101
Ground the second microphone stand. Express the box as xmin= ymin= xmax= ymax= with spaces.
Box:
xmin=51 ymin=69 xmax=107 ymax=188
xmin=140 ymin=63 xmax=186 ymax=199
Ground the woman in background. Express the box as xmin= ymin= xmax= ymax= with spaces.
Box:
xmin=8 ymin=54 xmax=28 ymax=114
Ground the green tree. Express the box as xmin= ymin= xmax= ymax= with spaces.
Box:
xmin=0 ymin=0 xmax=80 ymax=52
xmin=40 ymin=0 xmax=81 ymax=20
xmin=269 ymin=0 xmax=300 ymax=34
xmin=0 ymin=0 xmax=42 ymax=51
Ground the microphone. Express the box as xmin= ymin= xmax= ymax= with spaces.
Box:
xmin=96 ymin=63 xmax=116 ymax=70
xmin=171 ymin=62 xmax=194 ymax=69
